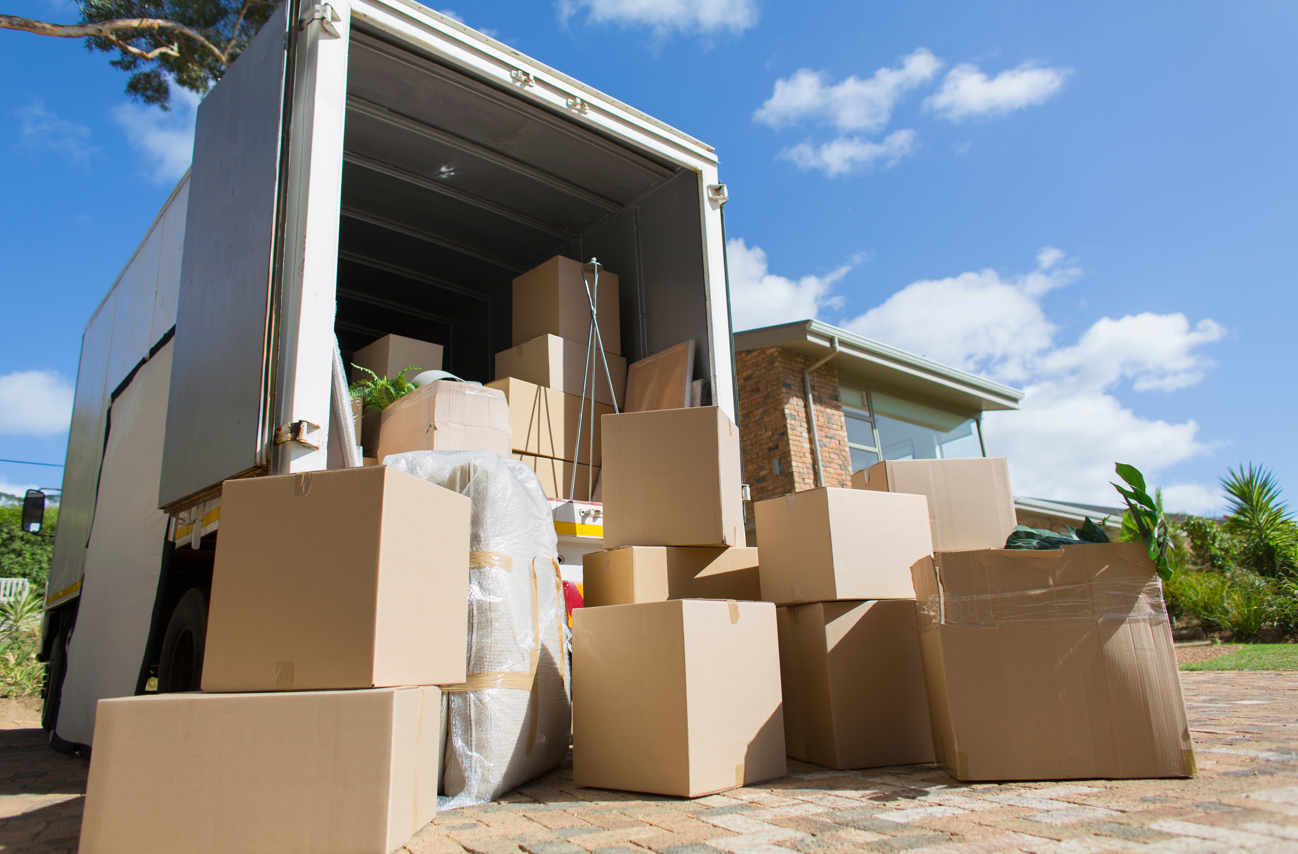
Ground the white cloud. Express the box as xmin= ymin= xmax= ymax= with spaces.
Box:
xmin=0 ymin=370 xmax=75 ymax=436
xmin=0 ymin=478 xmax=41 ymax=502
xmin=780 ymin=129 xmax=917 ymax=178
xmin=1162 ymin=483 xmax=1226 ymax=517
xmin=840 ymin=249 xmax=1224 ymax=505
xmin=754 ymin=50 xmax=942 ymax=132
xmin=924 ymin=61 xmax=1071 ymax=122
xmin=15 ymin=99 xmax=96 ymax=167
xmin=558 ymin=0 xmax=758 ymax=35
xmin=112 ymin=85 xmax=200 ymax=184
xmin=726 ymin=238 xmax=856 ymax=332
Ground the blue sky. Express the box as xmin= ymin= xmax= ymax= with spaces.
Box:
xmin=1 ymin=0 xmax=1295 ymax=512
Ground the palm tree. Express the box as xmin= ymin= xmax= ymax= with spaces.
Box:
xmin=1221 ymin=464 xmax=1297 ymax=578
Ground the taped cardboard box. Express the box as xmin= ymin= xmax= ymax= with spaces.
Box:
xmin=912 ymin=543 xmax=1195 ymax=782
xmin=778 ymin=601 xmax=934 ymax=770
xmin=202 ymin=466 xmax=470 ymax=692
xmin=487 ymin=377 xmax=611 ymax=466
xmin=625 ymin=340 xmax=694 ymax=412
xmin=582 ymin=546 xmax=761 ymax=607
xmin=602 ymin=406 xmax=744 ymax=549
xmin=79 ymin=687 xmax=440 ymax=854
xmin=350 ymin=333 xmax=443 ymax=383
xmin=495 ymin=334 xmax=627 ymax=408
xmin=852 ymin=457 xmax=1017 ymax=552
xmin=513 ymin=255 xmax=621 ymax=355
xmin=512 ymin=452 xmax=599 ymax=502
xmin=572 ymin=599 xmax=786 ymax=797
xmin=755 ymin=488 xmax=932 ymax=605
xmin=377 ymin=381 xmax=511 ymax=461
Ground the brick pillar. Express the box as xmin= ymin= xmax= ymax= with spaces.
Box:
xmin=736 ymin=347 xmax=852 ymax=509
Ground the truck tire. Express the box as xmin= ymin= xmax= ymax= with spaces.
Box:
xmin=41 ymin=628 xmax=68 ymax=732
xmin=158 ymin=589 xmax=208 ymax=693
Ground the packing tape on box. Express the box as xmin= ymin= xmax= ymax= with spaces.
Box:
xmin=471 ymin=550 xmax=513 ymax=571
xmin=443 ymin=671 xmax=536 ymax=692
xmin=918 ymin=578 xmax=1169 ymax=630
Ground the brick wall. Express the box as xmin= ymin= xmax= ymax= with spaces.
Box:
xmin=736 ymin=347 xmax=852 ymax=509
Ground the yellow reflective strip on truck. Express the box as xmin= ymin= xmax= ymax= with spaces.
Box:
xmin=45 ymin=580 xmax=82 ymax=607
xmin=554 ymin=521 xmax=603 ymax=538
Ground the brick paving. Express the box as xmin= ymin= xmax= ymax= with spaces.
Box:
xmin=2 ymin=671 xmax=1296 ymax=853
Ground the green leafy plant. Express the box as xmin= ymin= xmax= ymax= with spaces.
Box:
xmin=1220 ymin=464 xmax=1297 ymax=578
xmin=1005 ymin=516 xmax=1110 ymax=550
xmin=0 ymin=502 xmax=58 ymax=587
xmin=0 ymin=586 xmax=45 ymax=698
xmin=1112 ymin=462 xmax=1172 ymax=580
xmin=348 ymin=365 xmax=420 ymax=413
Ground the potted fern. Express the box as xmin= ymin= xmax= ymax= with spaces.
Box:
xmin=349 ymin=366 xmax=421 ymax=456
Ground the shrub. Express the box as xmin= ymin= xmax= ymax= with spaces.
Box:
xmin=1165 ymin=565 xmax=1296 ymax=640
xmin=0 ymin=502 xmax=58 ymax=588
xmin=0 ymin=586 xmax=45 ymax=698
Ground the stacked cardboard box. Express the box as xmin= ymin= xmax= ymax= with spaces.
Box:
xmin=572 ymin=406 xmax=786 ymax=796
xmin=79 ymin=466 xmax=472 ymax=854
xmin=490 ymin=256 xmax=627 ymax=499
xmin=756 ymin=486 xmax=937 ymax=770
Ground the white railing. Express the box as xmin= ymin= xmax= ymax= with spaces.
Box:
xmin=0 ymin=578 xmax=31 ymax=602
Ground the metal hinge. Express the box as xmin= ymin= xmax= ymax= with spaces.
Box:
xmin=741 ymin=484 xmax=751 ymax=502
xmin=708 ymin=184 xmax=729 ymax=206
xmin=510 ymin=69 xmax=535 ymax=87
xmin=565 ymin=97 xmax=589 ymax=115
xmin=274 ymin=420 xmax=321 ymax=451
xmin=300 ymin=3 xmax=342 ymax=37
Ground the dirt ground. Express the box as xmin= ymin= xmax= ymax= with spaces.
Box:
xmin=1174 ymin=642 xmax=1246 ymax=667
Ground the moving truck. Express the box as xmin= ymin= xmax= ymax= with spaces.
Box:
xmin=37 ymin=0 xmax=737 ymax=752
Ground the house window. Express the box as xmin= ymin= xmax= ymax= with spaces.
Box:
xmin=839 ymin=385 xmax=985 ymax=468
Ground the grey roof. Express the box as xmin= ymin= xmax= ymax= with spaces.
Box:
xmin=734 ymin=319 xmax=1023 ymax=414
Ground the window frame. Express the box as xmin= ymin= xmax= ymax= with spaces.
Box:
xmin=839 ymin=382 xmax=987 ymax=464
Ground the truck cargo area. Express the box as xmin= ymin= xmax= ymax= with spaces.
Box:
xmin=336 ymin=29 xmax=715 ymax=382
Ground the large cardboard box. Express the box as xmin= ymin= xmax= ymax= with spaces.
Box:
xmin=350 ymin=333 xmax=443 ymax=382
xmin=494 ymin=334 xmax=627 ymax=408
xmin=487 ymin=377 xmax=611 ymax=466
xmin=513 ymin=452 xmax=599 ymax=502
xmin=377 ymin=381 xmax=511 ymax=461
xmin=572 ymin=599 xmax=786 ymax=797
xmin=601 ymin=406 xmax=744 ymax=549
xmin=582 ymin=546 xmax=761 ymax=607
xmin=755 ymin=488 xmax=932 ymax=605
xmin=852 ymin=457 xmax=1017 ymax=552
xmin=513 ymin=255 xmax=621 ymax=355
xmin=778 ymin=601 xmax=934 ymax=770
xmin=202 ymin=467 xmax=470 ymax=692
xmin=79 ymin=688 xmax=440 ymax=854
xmin=912 ymin=543 xmax=1195 ymax=781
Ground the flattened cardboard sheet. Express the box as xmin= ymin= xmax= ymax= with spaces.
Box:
xmin=625 ymin=341 xmax=694 ymax=412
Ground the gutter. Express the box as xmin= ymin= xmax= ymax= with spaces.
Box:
xmin=803 ymin=336 xmax=840 ymax=488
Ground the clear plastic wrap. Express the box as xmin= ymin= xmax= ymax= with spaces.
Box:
xmin=918 ymin=577 xmax=1168 ymax=631
xmin=384 ymin=450 xmax=571 ymax=809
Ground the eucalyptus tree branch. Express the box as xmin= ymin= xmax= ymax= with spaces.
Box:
xmin=0 ymin=14 xmax=232 ymax=65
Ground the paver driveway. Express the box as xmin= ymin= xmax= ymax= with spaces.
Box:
xmin=2 ymin=671 xmax=1295 ymax=853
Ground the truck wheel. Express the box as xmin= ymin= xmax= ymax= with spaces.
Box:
xmin=41 ymin=628 xmax=68 ymax=732
xmin=158 ymin=589 xmax=208 ymax=693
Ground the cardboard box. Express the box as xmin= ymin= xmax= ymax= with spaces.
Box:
xmin=487 ymin=377 xmax=611 ymax=466
xmin=350 ymin=333 xmax=443 ymax=382
xmin=494 ymin=334 xmax=627 ymax=408
xmin=601 ymin=406 xmax=744 ymax=549
xmin=572 ymin=599 xmax=786 ymax=797
xmin=852 ymin=458 xmax=1017 ymax=552
xmin=202 ymin=466 xmax=470 ymax=692
xmin=377 ymin=381 xmax=511 ymax=462
xmin=912 ymin=543 xmax=1195 ymax=781
xmin=582 ymin=546 xmax=761 ymax=607
xmin=625 ymin=340 xmax=694 ymax=411
xmin=755 ymin=488 xmax=932 ymax=605
xmin=778 ymin=601 xmax=934 ymax=769
xmin=513 ymin=452 xmax=599 ymax=502
xmin=79 ymin=687 xmax=440 ymax=854
xmin=513 ymin=255 xmax=621 ymax=355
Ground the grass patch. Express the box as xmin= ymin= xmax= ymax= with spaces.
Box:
xmin=1180 ymin=644 xmax=1298 ymax=671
